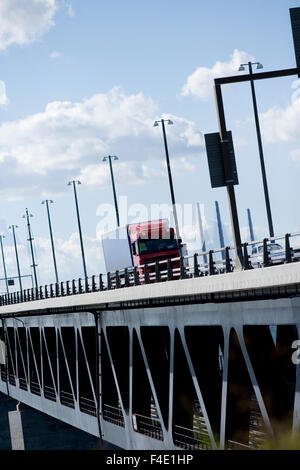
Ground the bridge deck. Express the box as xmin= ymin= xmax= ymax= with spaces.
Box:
xmin=0 ymin=262 xmax=300 ymax=316
xmin=0 ymin=262 xmax=300 ymax=450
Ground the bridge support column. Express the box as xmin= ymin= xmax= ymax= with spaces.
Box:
xmin=8 ymin=404 xmax=25 ymax=450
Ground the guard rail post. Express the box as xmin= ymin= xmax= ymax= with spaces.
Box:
xmin=242 ymin=243 xmax=251 ymax=270
xmin=263 ymin=238 xmax=270 ymax=267
xmin=107 ymin=272 xmax=112 ymax=290
xmin=225 ymin=247 xmax=232 ymax=273
xmin=155 ymin=262 xmax=161 ymax=282
xmin=124 ymin=269 xmax=130 ymax=287
xmin=285 ymin=233 xmax=292 ymax=263
xmin=66 ymin=281 xmax=70 ymax=295
xmin=134 ymin=267 xmax=140 ymax=286
xmin=193 ymin=254 xmax=200 ymax=278
xmin=99 ymin=274 xmax=104 ymax=291
xmin=167 ymin=259 xmax=173 ymax=281
xmin=115 ymin=270 xmax=121 ymax=289
xmin=91 ymin=275 xmax=96 ymax=292
xmin=208 ymin=251 xmax=215 ymax=275
xmin=180 ymin=257 xmax=186 ymax=279
xmin=144 ymin=265 xmax=150 ymax=284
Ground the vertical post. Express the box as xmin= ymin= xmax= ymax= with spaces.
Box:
xmin=43 ymin=200 xmax=59 ymax=284
xmin=196 ymin=202 xmax=208 ymax=264
xmin=0 ymin=235 xmax=9 ymax=294
xmin=214 ymin=84 xmax=243 ymax=270
xmin=69 ymin=181 xmax=88 ymax=279
xmin=160 ymin=119 xmax=182 ymax=246
xmin=23 ymin=209 xmax=38 ymax=289
xmin=215 ymin=201 xmax=225 ymax=260
xmin=9 ymin=226 xmax=22 ymax=291
xmin=285 ymin=233 xmax=292 ymax=263
xmin=248 ymin=62 xmax=274 ymax=238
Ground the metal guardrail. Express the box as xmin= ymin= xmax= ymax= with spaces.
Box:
xmin=44 ymin=385 xmax=57 ymax=401
xmin=227 ymin=440 xmax=254 ymax=450
xmin=8 ymin=373 xmax=16 ymax=386
xmin=30 ymin=380 xmax=41 ymax=396
xmin=173 ymin=423 xmax=210 ymax=450
xmin=19 ymin=377 xmax=28 ymax=391
xmin=103 ymin=403 xmax=125 ymax=427
xmin=133 ymin=413 xmax=163 ymax=440
xmin=60 ymin=389 xmax=75 ymax=408
xmin=79 ymin=396 xmax=97 ymax=416
xmin=0 ymin=370 xmax=98 ymax=419
xmin=0 ymin=232 xmax=299 ymax=307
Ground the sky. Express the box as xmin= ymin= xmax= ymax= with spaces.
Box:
xmin=0 ymin=0 xmax=300 ymax=290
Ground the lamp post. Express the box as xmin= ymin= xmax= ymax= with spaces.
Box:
xmin=22 ymin=208 xmax=38 ymax=289
xmin=0 ymin=235 xmax=9 ymax=294
xmin=68 ymin=180 xmax=87 ymax=279
xmin=103 ymin=155 xmax=120 ymax=227
xmin=153 ymin=118 xmax=182 ymax=246
xmin=8 ymin=225 xmax=22 ymax=291
xmin=238 ymin=61 xmax=274 ymax=238
xmin=42 ymin=200 xmax=59 ymax=284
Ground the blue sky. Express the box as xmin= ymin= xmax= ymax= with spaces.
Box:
xmin=0 ymin=0 xmax=300 ymax=289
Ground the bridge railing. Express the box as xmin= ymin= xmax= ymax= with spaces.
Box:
xmin=0 ymin=232 xmax=299 ymax=307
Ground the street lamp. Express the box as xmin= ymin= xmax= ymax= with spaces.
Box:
xmin=22 ymin=208 xmax=38 ymax=289
xmin=0 ymin=235 xmax=9 ymax=294
xmin=103 ymin=155 xmax=120 ymax=227
xmin=153 ymin=118 xmax=182 ymax=246
xmin=68 ymin=180 xmax=88 ymax=279
xmin=42 ymin=200 xmax=59 ymax=284
xmin=238 ymin=61 xmax=274 ymax=238
xmin=8 ymin=225 xmax=22 ymax=291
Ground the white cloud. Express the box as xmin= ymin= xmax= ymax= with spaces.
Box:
xmin=0 ymin=87 xmax=203 ymax=197
xmin=0 ymin=81 xmax=9 ymax=105
xmin=181 ymin=49 xmax=255 ymax=100
xmin=77 ymin=156 xmax=195 ymax=188
xmin=0 ymin=0 xmax=57 ymax=51
xmin=260 ymin=81 xmax=300 ymax=144
xmin=160 ymin=113 xmax=203 ymax=147
xmin=49 ymin=50 xmax=61 ymax=59
xmin=65 ymin=1 xmax=74 ymax=17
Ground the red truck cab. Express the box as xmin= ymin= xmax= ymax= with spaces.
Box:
xmin=128 ymin=219 xmax=180 ymax=281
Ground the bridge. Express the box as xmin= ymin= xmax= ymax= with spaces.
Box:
xmin=0 ymin=233 xmax=300 ymax=450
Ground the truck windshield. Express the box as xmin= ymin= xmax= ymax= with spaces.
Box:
xmin=138 ymin=239 xmax=178 ymax=255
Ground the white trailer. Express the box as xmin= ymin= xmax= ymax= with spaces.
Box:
xmin=101 ymin=225 xmax=133 ymax=273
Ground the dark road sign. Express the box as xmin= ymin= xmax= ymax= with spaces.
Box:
xmin=204 ymin=131 xmax=239 ymax=188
